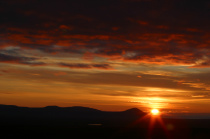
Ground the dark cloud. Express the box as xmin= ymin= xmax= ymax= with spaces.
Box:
xmin=0 ymin=49 xmax=46 ymax=66
xmin=0 ymin=53 xmax=35 ymax=62
xmin=0 ymin=0 xmax=209 ymax=67
xmin=58 ymin=63 xmax=113 ymax=70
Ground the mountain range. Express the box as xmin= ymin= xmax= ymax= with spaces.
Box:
xmin=1 ymin=104 xmax=210 ymax=139
xmin=0 ymin=104 xmax=146 ymax=126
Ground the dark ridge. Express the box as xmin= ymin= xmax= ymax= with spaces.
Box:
xmin=123 ymin=108 xmax=144 ymax=114
xmin=0 ymin=104 xmax=19 ymax=109
xmin=64 ymin=106 xmax=102 ymax=112
xmin=0 ymin=104 xmax=145 ymax=122
xmin=0 ymin=104 xmax=141 ymax=114
xmin=1 ymin=104 xmax=210 ymax=139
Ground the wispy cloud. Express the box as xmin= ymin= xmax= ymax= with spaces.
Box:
xmin=58 ymin=63 xmax=113 ymax=70
xmin=0 ymin=50 xmax=46 ymax=66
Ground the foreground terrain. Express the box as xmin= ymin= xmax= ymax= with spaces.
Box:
xmin=1 ymin=104 xmax=210 ymax=139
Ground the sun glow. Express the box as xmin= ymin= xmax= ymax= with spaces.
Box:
xmin=151 ymin=109 xmax=159 ymax=115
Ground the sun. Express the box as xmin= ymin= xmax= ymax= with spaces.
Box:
xmin=151 ymin=109 xmax=159 ymax=115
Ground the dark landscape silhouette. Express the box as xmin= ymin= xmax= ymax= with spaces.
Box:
xmin=0 ymin=104 xmax=210 ymax=139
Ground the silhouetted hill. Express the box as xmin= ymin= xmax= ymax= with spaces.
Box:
xmin=1 ymin=104 xmax=210 ymax=139
xmin=0 ymin=104 xmax=144 ymax=116
xmin=123 ymin=107 xmax=143 ymax=114
xmin=44 ymin=105 xmax=101 ymax=112
xmin=0 ymin=104 xmax=146 ymax=126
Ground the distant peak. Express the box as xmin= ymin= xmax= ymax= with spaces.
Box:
xmin=125 ymin=108 xmax=141 ymax=112
xmin=124 ymin=108 xmax=145 ymax=115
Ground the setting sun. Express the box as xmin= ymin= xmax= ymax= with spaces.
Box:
xmin=151 ymin=109 xmax=159 ymax=115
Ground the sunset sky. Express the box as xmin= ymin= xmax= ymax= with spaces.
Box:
xmin=0 ymin=0 xmax=209 ymax=113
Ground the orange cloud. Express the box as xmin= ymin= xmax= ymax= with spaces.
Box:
xmin=53 ymin=72 xmax=67 ymax=76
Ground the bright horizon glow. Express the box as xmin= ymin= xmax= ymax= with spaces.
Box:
xmin=151 ymin=109 xmax=160 ymax=115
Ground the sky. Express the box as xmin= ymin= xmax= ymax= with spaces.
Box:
xmin=0 ymin=0 xmax=209 ymax=113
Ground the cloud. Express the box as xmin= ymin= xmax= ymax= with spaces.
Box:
xmin=0 ymin=48 xmax=46 ymax=66
xmin=0 ymin=0 xmax=209 ymax=68
xmin=0 ymin=53 xmax=46 ymax=66
xmin=191 ymin=92 xmax=210 ymax=99
xmin=190 ymin=58 xmax=210 ymax=68
xmin=58 ymin=63 xmax=113 ymax=70
xmin=3 ymin=67 xmax=206 ymax=92
xmin=2 ymin=29 xmax=208 ymax=67
xmin=53 ymin=72 xmax=67 ymax=76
